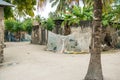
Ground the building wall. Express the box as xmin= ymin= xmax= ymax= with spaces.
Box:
xmin=0 ymin=7 xmax=4 ymax=63
xmin=31 ymin=26 xmax=41 ymax=44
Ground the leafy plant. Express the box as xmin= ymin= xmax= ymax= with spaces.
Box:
xmin=62 ymin=5 xmax=93 ymax=27
xmin=5 ymin=18 xmax=33 ymax=34
xmin=49 ymin=12 xmax=64 ymax=20
xmin=5 ymin=18 xmax=17 ymax=32
xmin=22 ymin=18 xmax=33 ymax=34
xmin=42 ymin=18 xmax=55 ymax=31
xmin=102 ymin=12 xmax=115 ymax=27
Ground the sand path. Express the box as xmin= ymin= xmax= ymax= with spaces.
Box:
xmin=0 ymin=42 xmax=120 ymax=80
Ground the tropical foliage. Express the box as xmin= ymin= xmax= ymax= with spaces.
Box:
xmin=113 ymin=4 xmax=120 ymax=22
xmin=41 ymin=18 xmax=55 ymax=31
xmin=4 ymin=0 xmax=14 ymax=19
xmin=102 ymin=10 xmax=115 ymax=27
xmin=49 ymin=12 xmax=64 ymax=20
xmin=5 ymin=18 xmax=33 ymax=34
xmin=4 ymin=0 xmax=36 ymax=19
xmin=13 ymin=0 xmax=36 ymax=17
xmin=22 ymin=18 xmax=33 ymax=34
xmin=62 ymin=5 xmax=93 ymax=26
xmin=5 ymin=18 xmax=22 ymax=32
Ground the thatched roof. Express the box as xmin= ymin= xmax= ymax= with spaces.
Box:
xmin=0 ymin=0 xmax=14 ymax=7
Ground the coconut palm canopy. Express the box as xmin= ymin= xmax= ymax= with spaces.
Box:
xmin=0 ymin=0 xmax=14 ymax=7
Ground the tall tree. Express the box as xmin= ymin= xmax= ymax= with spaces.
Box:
xmin=83 ymin=0 xmax=116 ymax=80
xmin=4 ymin=0 xmax=14 ymax=19
xmin=49 ymin=0 xmax=79 ymax=13
xmin=84 ymin=0 xmax=103 ymax=80
xmin=12 ymin=0 xmax=36 ymax=17
xmin=4 ymin=0 xmax=36 ymax=19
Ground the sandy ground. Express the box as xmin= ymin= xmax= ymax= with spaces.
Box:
xmin=0 ymin=42 xmax=120 ymax=80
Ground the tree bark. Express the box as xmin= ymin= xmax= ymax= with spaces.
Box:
xmin=0 ymin=21 xmax=4 ymax=63
xmin=0 ymin=45 xmax=4 ymax=63
xmin=64 ymin=21 xmax=71 ymax=35
xmin=84 ymin=0 xmax=103 ymax=80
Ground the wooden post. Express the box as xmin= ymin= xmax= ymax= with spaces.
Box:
xmin=0 ymin=7 xmax=4 ymax=63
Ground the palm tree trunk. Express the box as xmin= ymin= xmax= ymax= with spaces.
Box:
xmin=84 ymin=0 xmax=103 ymax=80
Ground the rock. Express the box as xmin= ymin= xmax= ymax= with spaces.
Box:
xmin=101 ymin=44 xmax=110 ymax=51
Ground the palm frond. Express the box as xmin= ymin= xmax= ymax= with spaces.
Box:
xmin=37 ymin=0 xmax=47 ymax=10
xmin=51 ymin=0 xmax=59 ymax=7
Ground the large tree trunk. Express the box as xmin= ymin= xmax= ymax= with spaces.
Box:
xmin=84 ymin=0 xmax=103 ymax=80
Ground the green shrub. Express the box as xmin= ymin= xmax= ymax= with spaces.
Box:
xmin=42 ymin=18 xmax=55 ymax=31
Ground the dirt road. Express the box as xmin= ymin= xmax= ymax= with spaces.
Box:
xmin=0 ymin=42 xmax=120 ymax=80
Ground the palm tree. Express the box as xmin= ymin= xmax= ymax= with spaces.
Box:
xmin=84 ymin=0 xmax=115 ymax=80
xmin=50 ymin=0 xmax=66 ymax=13
xmin=84 ymin=0 xmax=103 ymax=80
xmin=50 ymin=0 xmax=79 ymax=13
